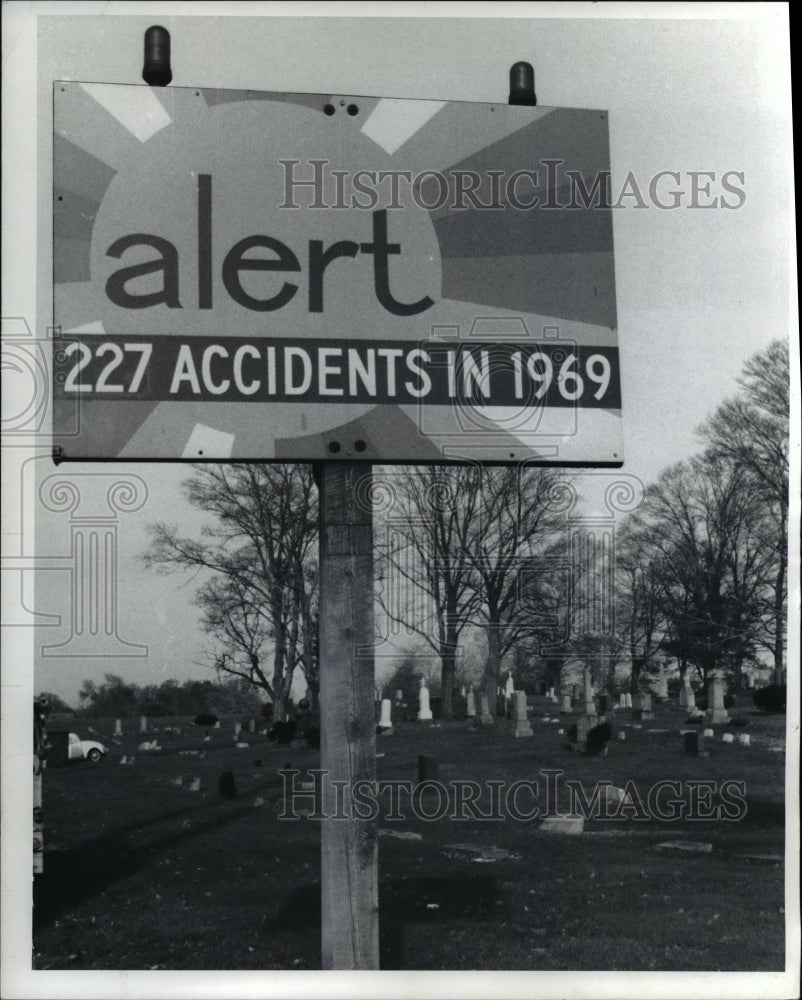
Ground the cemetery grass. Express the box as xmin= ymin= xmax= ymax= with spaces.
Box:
xmin=33 ymin=701 xmax=787 ymax=971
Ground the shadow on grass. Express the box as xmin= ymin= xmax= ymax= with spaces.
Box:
xmin=33 ymin=801 xmax=261 ymax=928
xmin=268 ymin=874 xmax=499 ymax=969
xmin=380 ymin=874 xmax=499 ymax=969
xmin=739 ymin=795 xmax=786 ymax=826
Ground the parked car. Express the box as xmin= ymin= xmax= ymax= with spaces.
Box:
xmin=67 ymin=732 xmax=108 ymax=763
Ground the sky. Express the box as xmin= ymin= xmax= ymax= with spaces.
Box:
xmin=2 ymin=4 xmax=795 ymax=711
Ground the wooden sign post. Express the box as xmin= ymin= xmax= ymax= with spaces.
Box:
xmin=318 ymin=461 xmax=379 ymax=968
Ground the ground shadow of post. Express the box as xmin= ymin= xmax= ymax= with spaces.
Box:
xmin=270 ymin=872 xmax=499 ymax=969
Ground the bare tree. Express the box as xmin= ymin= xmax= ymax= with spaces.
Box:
xmin=463 ymin=466 xmax=569 ymax=711
xmin=145 ymin=463 xmax=318 ymax=721
xmin=615 ymin=521 xmax=666 ymax=693
xmin=629 ymin=456 xmax=771 ymax=684
xmin=699 ymin=339 xmax=790 ymax=683
xmin=196 ymin=571 xmax=276 ymax=698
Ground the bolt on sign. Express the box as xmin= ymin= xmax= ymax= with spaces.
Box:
xmin=52 ymin=83 xmax=622 ymax=464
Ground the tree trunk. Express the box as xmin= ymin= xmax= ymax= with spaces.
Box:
xmin=272 ymin=694 xmax=287 ymax=723
xmin=306 ymin=681 xmax=320 ymax=720
xmin=484 ymin=625 xmax=502 ymax=716
xmin=773 ymin=550 xmax=786 ymax=685
xmin=440 ymin=595 xmax=459 ymax=720
xmin=630 ymin=656 xmax=642 ymax=695
xmin=272 ymin=604 xmax=287 ymax=720
xmin=441 ymin=642 xmax=456 ymax=720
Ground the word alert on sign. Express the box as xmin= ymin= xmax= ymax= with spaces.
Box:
xmin=103 ymin=176 xmax=434 ymax=317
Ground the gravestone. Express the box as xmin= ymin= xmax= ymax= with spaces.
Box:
xmin=655 ymin=841 xmax=713 ymax=854
xmin=575 ymin=713 xmax=600 ymax=751
xmin=539 ymin=816 xmax=584 ymax=835
xmin=140 ymin=715 xmax=147 ymax=733
xmin=248 ymin=718 xmax=256 ymax=734
xmin=466 ymin=688 xmax=476 ymax=718
xmin=510 ymin=691 xmax=533 ymax=738
xmin=722 ymin=733 xmax=734 ymax=743
xmin=560 ymin=694 xmax=572 ymax=714
xmin=632 ymin=693 xmax=654 ymax=721
xmin=378 ymin=699 xmax=393 ymax=733
xmin=680 ymin=674 xmax=696 ymax=710
xmin=654 ymin=661 xmax=669 ymax=700
xmin=114 ymin=719 xmax=122 ymax=736
xmin=618 ymin=692 xmax=627 ymax=709
xmin=683 ymin=731 xmax=709 ymax=758
xmin=479 ymin=693 xmax=494 ymax=725
xmin=583 ymin=668 xmax=595 ymax=716
xmin=504 ymin=672 xmax=515 ymax=698
xmin=395 ymin=689 xmax=403 ymax=702
xmin=624 ymin=693 xmax=632 ymax=709
xmin=706 ymin=671 xmax=729 ymax=724
xmin=417 ymin=678 xmax=433 ymax=722
xmin=234 ymin=721 xmax=241 ymax=736
xmin=736 ymin=733 xmax=751 ymax=746
xmin=219 ymin=771 xmax=238 ymax=799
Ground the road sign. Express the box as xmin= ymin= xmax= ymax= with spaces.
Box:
xmin=52 ymin=82 xmax=622 ymax=463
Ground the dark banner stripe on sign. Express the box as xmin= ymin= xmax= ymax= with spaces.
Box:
xmin=53 ymin=335 xmax=621 ymax=408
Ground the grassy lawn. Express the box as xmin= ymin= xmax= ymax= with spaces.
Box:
xmin=33 ymin=697 xmax=786 ymax=970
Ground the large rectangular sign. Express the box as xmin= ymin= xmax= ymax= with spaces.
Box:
xmin=52 ymin=82 xmax=622 ymax=463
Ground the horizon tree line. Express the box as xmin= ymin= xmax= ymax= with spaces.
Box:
xmin=138 ymin=339 xmax=788 ymax=718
